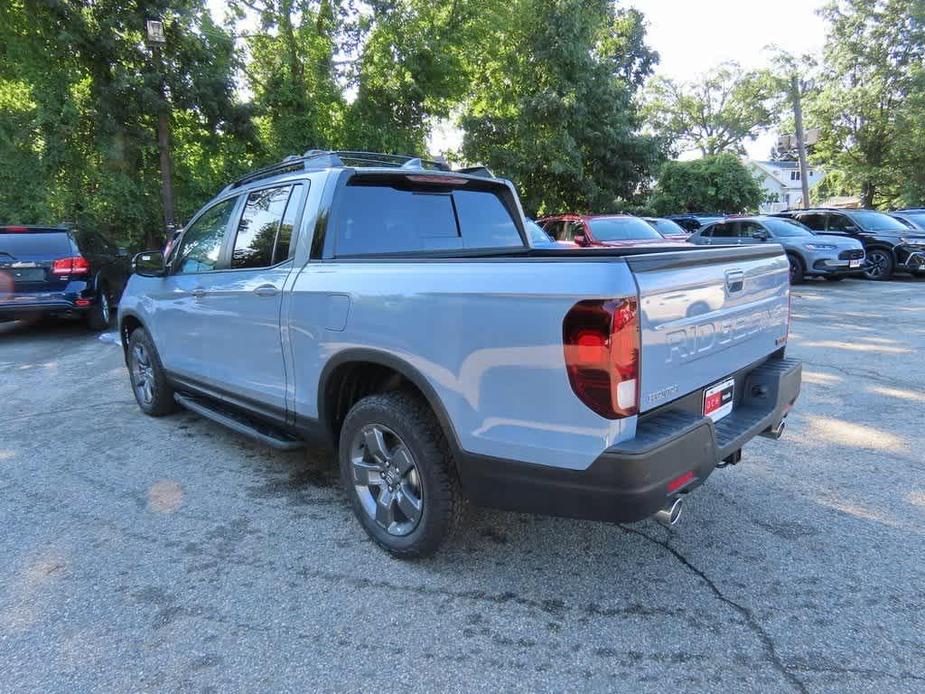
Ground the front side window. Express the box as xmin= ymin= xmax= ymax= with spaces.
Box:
xmin=175 ymin=197 xmax=237 ymax=274
xmin=738 ymin=221 xmax=765 ymax=238
xmin=764 ymin=218 xmax=813 ymax=237
xmin=231 ymin=185 xmax=298 ymax=269
xmin=826 ymin=214 xmax=855 ymax=232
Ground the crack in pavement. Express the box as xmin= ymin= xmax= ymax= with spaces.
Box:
xmin=621 ymin=525 xmax=809 ymax=694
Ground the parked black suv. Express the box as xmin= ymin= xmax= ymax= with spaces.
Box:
xmin=0 ymin=225 xmax=131 ymax=329
xmin=775 ymin=208 xmax=925 ymax=280
xmin=664 ymin=213 xmax=724 ymax=233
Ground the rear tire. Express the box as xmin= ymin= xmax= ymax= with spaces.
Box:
xmin=86 ymin=286 xmax=112 ymax=331
xmin=126 ymin=327 xmax=178 ymax=416
xmin=338 ymin=391 xmax=463 ymax=558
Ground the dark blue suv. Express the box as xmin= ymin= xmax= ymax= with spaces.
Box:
xmin=0 ymin=225 xmax=131 ymax=329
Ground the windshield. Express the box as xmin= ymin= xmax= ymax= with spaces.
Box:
xmin=525 ymin=220 xmax=554 ymax=245
xmin=850 ymin=210 xmax=908 ymax=232
xmin=898 ymin=212 xmax=925 ymax=230
xmin=763 ymin=218 xmax=813 ymax=237
xmin=647 ymin=218 xmax=686 ymax=236
xmin=588 ymin=217 xmax=663 ymax=241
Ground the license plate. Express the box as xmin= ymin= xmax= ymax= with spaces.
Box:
xmin=703 ymin=378 xmax=734 ymax=422
xmin=849 ymin=259 xmax=861 ymax=268
xmin=3 ymin=267 xmax=45 ymax=283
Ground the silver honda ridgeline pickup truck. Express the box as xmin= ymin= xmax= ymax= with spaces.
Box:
xmin=120 ymin=151 xmax=801 ymax=557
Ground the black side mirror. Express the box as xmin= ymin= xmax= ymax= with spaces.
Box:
xmin=752 ymin=230 xmax=769 ymax=241
xmin=132 ymin=250 xmax=166 ymax=277
xmin=116 ymin=247 xmax=129 ymax=257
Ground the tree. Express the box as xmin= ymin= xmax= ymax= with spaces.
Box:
xmin=460 ymin=0 xmax=662 ymax=216
xmin=645 ymin=62 xmax=780 ymax=157
xmin=649 ymin=153 xmax=764 ymax=215
xmin=809 ymin=0 xmax=925 ymax=208
xmin=0 ymin=1 xmax=252 ymax=247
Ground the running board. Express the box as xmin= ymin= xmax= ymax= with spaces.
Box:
xmin=174 ymin=393 xmax=304 ymax=451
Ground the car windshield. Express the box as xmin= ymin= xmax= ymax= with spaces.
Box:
xmin=899 ymin=212 xmax=925 ymax=230
xmin=525 ymin=220 xmax=554 ymax=245
xmin=850 ymin=210 xmax=908 ymax=231
xmin=588 ymin=217 xmax=663 ymax=241
xmin=763 ymin=218 xmax=813 ymax=237
xmin=647 ymin=218 xmax=686 ymax=236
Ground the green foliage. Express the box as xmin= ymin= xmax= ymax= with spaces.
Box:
xmin=645 ymin=62 xmax=781 ymax=157
xmin=808 ymin=0 xmax=925 ymax=207
xmin=649 ymin=154 xmax=764 ymax=215
xmin=460 ymin=0 xmax=662 ymax=216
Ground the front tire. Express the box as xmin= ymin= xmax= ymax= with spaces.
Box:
xmin=126 ymin=327 xmax=178 ymax=416
xmin=864 ymin=249 xmax=894 ymax=281
xmin=339 ymin=391 xmax=462 ymax=558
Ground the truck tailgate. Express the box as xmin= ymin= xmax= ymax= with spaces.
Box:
xmin=626 ymin=246 xmax=790 ymax=413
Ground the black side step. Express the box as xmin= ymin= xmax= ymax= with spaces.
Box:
xmin=174 ymin=394 xmax=304 ymax=451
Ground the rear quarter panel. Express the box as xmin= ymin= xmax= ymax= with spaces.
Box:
xmin=288 ymin=259 xmax=640 ymax=470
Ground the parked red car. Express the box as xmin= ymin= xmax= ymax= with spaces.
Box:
xmin=537 ymin=214 xmax=691 ymax=248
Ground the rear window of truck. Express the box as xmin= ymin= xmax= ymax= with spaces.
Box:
xmin=333 ymin=182 xmax=524 ymax=256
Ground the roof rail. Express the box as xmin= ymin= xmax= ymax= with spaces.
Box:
xmin=221 ymin=149 xmax=453 ymax=193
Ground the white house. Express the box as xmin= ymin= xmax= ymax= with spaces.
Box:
xmin=746 ymin=160 xmax=825 ymax=214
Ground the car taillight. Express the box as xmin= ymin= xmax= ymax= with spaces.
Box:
xmin=52 ymin=256 xmax=90 ymax=275
xmin=562 ymin=298 xmax=640 ymax=419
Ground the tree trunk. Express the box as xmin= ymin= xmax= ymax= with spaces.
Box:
xmin=860 ymin=180 xmax=875 ymax=208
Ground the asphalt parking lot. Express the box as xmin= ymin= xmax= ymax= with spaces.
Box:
xmin=1 ymin=277 xmax=923 ymax=694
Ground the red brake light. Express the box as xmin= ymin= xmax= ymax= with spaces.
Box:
xmin=52 ymin=256 xmax=90 ymax=275
xmin=3 ymin=226 xmax=28 ymax=233
xmin=563 ymin=298 xmax=640 ymax=419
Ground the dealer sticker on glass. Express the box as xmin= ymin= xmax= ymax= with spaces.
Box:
xmin=703 ymin=378 xmax=735 ymax=422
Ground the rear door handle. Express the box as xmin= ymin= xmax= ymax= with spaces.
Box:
xmin=253 ymin=284 xmax=279 ymax=297
xmin=191 ymin=287 xmax=207 ymax=298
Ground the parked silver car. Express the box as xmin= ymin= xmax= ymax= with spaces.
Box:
xmin=687 ymin=216 xmax=866 ymax=283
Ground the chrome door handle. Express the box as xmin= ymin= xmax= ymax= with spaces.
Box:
xmin=191 ymin=287 xmax=207 ymax=298
xmin=253 ymin=284 xmax=279 ymax=297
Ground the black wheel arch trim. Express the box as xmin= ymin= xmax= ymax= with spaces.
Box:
xmin=317 ymin=348 xmax=464 ymax=456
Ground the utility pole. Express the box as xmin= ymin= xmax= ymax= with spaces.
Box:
xmin=147 ymin=19 xmax=175 ymax=247
xmin=790 ymin=74 xmax=811 ymax=209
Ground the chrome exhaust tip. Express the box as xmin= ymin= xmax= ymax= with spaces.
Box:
xmin=653 ymin=497 xmax=683 ymax=527
xmin=760 ymin=420 xmax=786 ymax=440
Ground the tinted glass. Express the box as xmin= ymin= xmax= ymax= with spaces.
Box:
xmin=175 ymin=197 xmax=237 ymax=273
xmin=232 ymin=186 xmax=293 ymax=269
xmin=711 ymin=223 xmax=735 ymax=238
xmin=273 ymin=185 xmax=303 ymax=262
xmin=796 ymin=213 xmax=826 ymax=231
xmin=587 ymin=217 xmax=662 ymax=241
xmin=764 ymin=218 xmax=813 ymax=237
xmin=334 ymin=184 xmax=522 ymax=255
xmin=738 ymin=221 xmax=765 ymax=237
xmin=825 ymin=214 xmax=855 ymax=232
xmin=0 ymin=231 xmax=71 ymax=257
xmin=648 ymin=218 xmax=686 ymax=236
xmin=848 ymin=210 xmax=908 ymax=232
xmin=452 ymin=189 xmax=522 ymax=248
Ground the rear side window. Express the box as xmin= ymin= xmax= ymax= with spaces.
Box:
xmin=711 ymin=223 xmax=735 ymax=238
xmin=231 ymin=184 xmax=302 ymax=269
xmin=333 ymin=183 xmax=523 ymax=256
xmin=797 ymin=213 xmax=826 ymax=231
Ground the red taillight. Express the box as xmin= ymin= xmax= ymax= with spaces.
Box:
xmin=563 ymin=298 xmax=640 ymax=419
xmin=52 ymin=256 xmax=90 ymax=275
xmin=2 ymin=226 xmax=28 ymax=233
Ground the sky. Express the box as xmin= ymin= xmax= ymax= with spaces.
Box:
xmin=625 ymin=0 xmax=828 ymax=159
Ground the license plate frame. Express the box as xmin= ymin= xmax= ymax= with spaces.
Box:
xmin=703 ymin=377 xmax=735 ymax=422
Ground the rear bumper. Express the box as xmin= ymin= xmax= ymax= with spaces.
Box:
xmin=0 ymin=296 xmax=91 ymax=317
xmin=458 ymin=356 xmax=802 ymax=523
